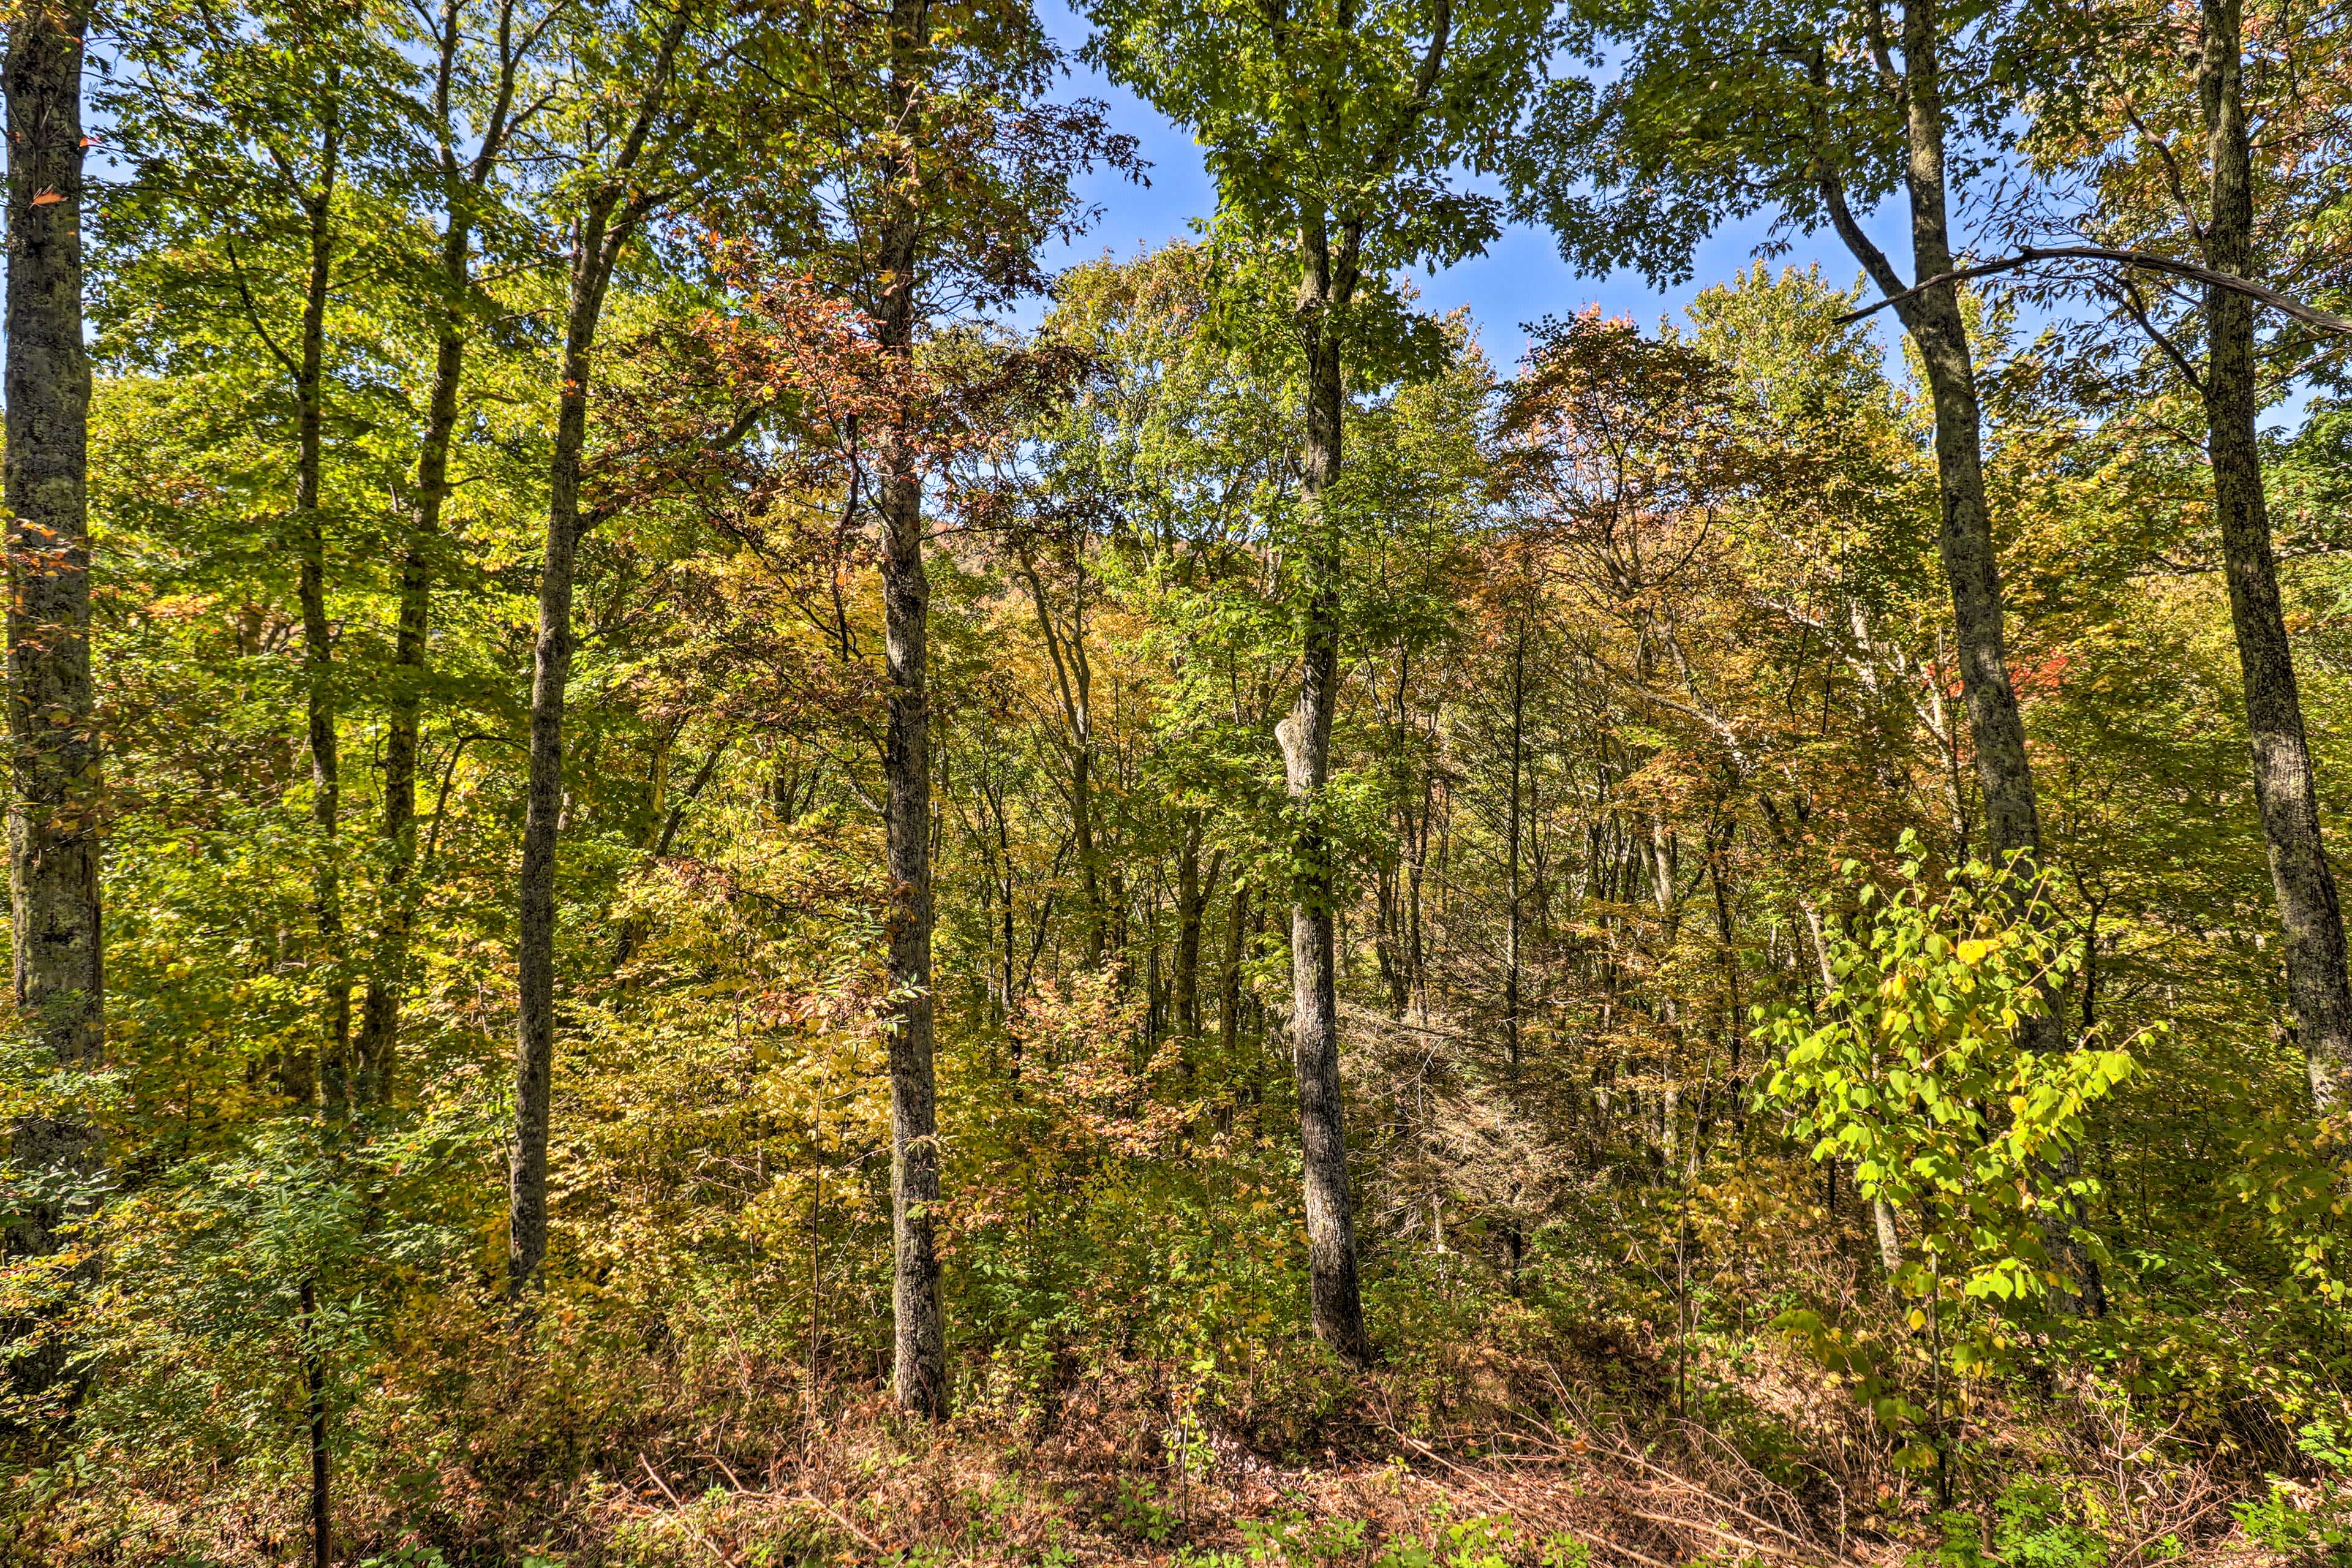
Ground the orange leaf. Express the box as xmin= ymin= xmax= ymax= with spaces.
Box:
xmin=28 ymin=190 xmax=62 ymax=206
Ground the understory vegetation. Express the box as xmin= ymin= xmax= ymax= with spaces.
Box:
xmin=4 ymin=0 xmax=2352 ymax=1564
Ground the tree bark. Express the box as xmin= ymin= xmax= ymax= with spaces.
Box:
xmin=1505 ymin=616 xmax=1526 ymax=1075
xmin=355 ymin=314 xmax=445 ymax=1106
xmin=3 ymin=0 xmax=100 ymax=1390
xmin=300 ymin=1278 xmax=331 ymax=1568
xmin=360 ymin=151 xmax=464 ymax=1107
xmin=506 ymin=10 xmax=688 ymax=1300
xmin=858 ymin=0 xmax=951 ymax=1418
xmin=294 ymin=88 xmax=347 ymax=1114
xmin=1821 ymin=0 xmax=2101 ymax=1315
xmin=2199 ymin=0 xmax=2352 ymax=1109
xmin=1174 ymin=818 xmax=1215 ymax=1039
xmin=877 ymin=352 xmax=946 ymax=1422
xmin=1219 ymin=879 xmax=1250 ymax=1054
xmin=360 ymin=0 xmax=530 ymax=1105
xmin=878 ymin=407 xmax=944 ymax=1416
xmin=1280 ymin=214 xmax=1373 ymax=1366
xmin=509 ymin=223 xmax=606 ymax=1300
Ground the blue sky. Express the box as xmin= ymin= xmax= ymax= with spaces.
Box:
xmin=1034 ymin=0 xmax=1908 ymax=375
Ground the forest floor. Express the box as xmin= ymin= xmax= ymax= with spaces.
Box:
xmin=573 ymin=1363 xmax=2298 ymax=1568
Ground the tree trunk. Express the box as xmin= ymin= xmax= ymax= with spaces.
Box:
xmin=361 ymin=0 xmax=534 ymax=1106
xmin=1175 ymin=818 xmax=1215 ymax=1039
xmin=505 ymin=7 xmax=687 ymax=1299
xmin=300 ymin=1278 xmax=331 ymax=1568
xmin=2200 ymin=0 xmax=2352 ymax=1109
xmin=1822 ymin=0 xmax=2104 ymax=1317
xmin=509 ymin=208 xmax=621 ymax=1298
xmin=295 ymin=94 xmax=347 ymax=1114
xmin=878 ymin=443 xmax=945 ymax=1415
xmin=360 ymin=213 xmax=464 ymax=1107
xmin=3 ymin=0 xmax=100 ymax=1390
xmin=1894 ymin=4 xmax=2040 ymax=872
xmin=1219 ymin=879 xmax=1250 ymax=1054
xmin=875 ymin=115 xmax=946 ymax=1408
xmin=1280 ymin=226 xmax=1373 ymax=1366
xmin=1505 ymin=617 xmax=1526 ymax=1075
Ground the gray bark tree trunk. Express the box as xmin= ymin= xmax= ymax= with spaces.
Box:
xmin=2199 ymin=0 xmax=2352 ymax=1109
xmin=508 ymin=218 xmax=607 ymax=1299
xmin=866 ymin=0 xmax=947 ymax=1409
xmin=508 ymin=13 xmax=688 ymax=1297
xmin=294 ymin=91 xmax=347 ymax=1114
xmin=1280 ymin=211 xmax=1373 ymax=1366
xmin=3 ymin=0 xmax=100 ymax=1390
xmin=879 ymin=450 xmax=944 ymax=1413
xmin=359 ymin=0 xmax=530 ymax=1105
xmin=875 ymin=172 xmax=947 ymax=1410
xmin=1819 ymin=0 xmax=2101 ymax=1315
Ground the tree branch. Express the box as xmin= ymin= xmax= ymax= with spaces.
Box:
xmin=1835 ymin=244 xmax=2352 ymax=334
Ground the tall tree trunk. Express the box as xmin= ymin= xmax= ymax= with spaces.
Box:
xmin=1820 ymin=0 xmax=2101 ymax=1314
xmin=3 ymin=0 xmax=100 ymax=1389
xmin=356 ymin=320 xmax=448 ymax=1106
xmin=362 ymin=1 xmax=529 ymax=1104
xmin=878 ymin=405 xmax=944 ymax=1417
xmin=2201 ymin=0 xmax=2352 ymax=1109
xmin=295 ymin=95 xmax=347 ymax=1114
xmin=1505 ymin=617 xmax=1526 ymax=1075
xmin=1174 ymin=818 xmax=1215 ymax=1039
xmin=1894 ymin=4 xmax=2039 ymax=870
xmin=510 ymin=225 xmax=609 ymax=1298
xmin=300 ymin=1278 xmax=331 ymax=1568
xmin=1219 ymin=879 xmax=1250 ymax=1054
xmin=1279 ymin=221 xmax=1373 ymax=1366
xmin=875 ymin=71 xmax=946 ymax=1407
xmin=360 ymin=200 xmax=466 ymax=1106
xmin=505 ymin=9 xmax=687 ymax=1300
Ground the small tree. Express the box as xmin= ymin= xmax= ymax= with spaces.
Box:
xmin=1760 ymin=837 xmax=2141 ymax=1494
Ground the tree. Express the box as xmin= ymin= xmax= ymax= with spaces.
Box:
xmin=1762 ymin=841 xmax=2139 ymax=1496
xmin=103 ymin=0 xmax=416 ymax=1114
xmin=2197 ymin=0 xmax=2352 ymax=1109
xmin=4 ymin=0 xmax=100 ymax=1394
xmin=1085 ymin=0 xmax=1548 ymax=1365
xmin=1518 ymin=0 xmax=2109 ymax=1308
xmin=507 ymin=0 xmax=708 ymax=1299
xmin=703 ymin=0 xmax=1134 ymax=1412
xmin=2015 ymin=0 xmax=2352 ymax=1109
xmin=355 ymin=0 xmax=547 ymax=1106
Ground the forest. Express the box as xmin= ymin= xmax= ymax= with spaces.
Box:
xmin=3 ymin=0 xmax=2352 ymax=1562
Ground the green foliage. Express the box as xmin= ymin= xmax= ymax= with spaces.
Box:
xmin=1178 ymin=1509 xmax=1577 ymax=1568
xmin=1760 ymin=835 xmax=2144 ymax=1474
xmin=2234 ymin=1478 xmax=2352 ymax=1567
xmin=1763 ymin=839 xmax=2139 ymax=1318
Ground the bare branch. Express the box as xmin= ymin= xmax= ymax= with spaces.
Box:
xmin=1836 ymin=244 xmax=2352 ymax=334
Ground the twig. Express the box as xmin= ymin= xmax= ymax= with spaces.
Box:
xmin=1387 ymin=1429 xmax=1675 ymax=1568
xmin=1597 ymin=1427 xmax=1830 ymax=1554
xmin=637 ymin=1454 xmax=734 ymax=1567
xmin=1623 ymin=1507 xmax=1818 ymax=1564
xmin=796 ymin=1494 xmax=886 ymax=1557
xmin=1502 ymin=1395 xmax=1862 ymax=1567
xmin=1834 ymin=245 xmax=2352 ymax=335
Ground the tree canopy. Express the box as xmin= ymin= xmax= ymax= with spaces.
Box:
xmin=6 ymin=0 xmax=2352 ymax=1562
